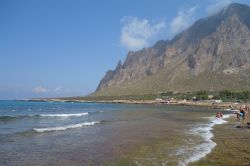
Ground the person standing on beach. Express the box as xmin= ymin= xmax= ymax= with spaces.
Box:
xmin=234 ymin=105 xmax=248 ymax=121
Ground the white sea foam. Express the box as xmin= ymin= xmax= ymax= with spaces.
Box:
xmin=224 ymin=108 xmax=239 ymax=112
xmin=33 ymin=121 xmax=100 ymax=132
xmin=230 ymin=109 xmax=239 ymax=112
xmin=40 ymin=112 xmax=88 ymax=117
xmin=178 ymin=114 xmax=233 ymax=166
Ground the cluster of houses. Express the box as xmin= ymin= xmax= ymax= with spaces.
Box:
xmin=155 ymin=95 xmax=223 ymax=104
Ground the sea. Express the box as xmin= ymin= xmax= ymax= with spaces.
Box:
xmin=0 ymin=100 xmax=232 ymax=166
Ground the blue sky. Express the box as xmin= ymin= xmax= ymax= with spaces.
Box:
xmin=0 ymin=0 xmax=249 ymax=99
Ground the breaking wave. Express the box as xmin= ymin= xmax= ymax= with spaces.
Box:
xmin=178 ymin=114 xmax=232 ymax=166
xmin=33 ymin=121 xmax=100 ymax=133
xmin=0 ymin=112 xmax=89 ymax=121
xmin=39 ymin=112 xmax=89 ymax=117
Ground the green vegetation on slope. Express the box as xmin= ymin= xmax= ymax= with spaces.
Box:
xmin=92 ymin=68 xmax=250 ymax=98
xmin=66 ymin=90 xmax=250 ymax=103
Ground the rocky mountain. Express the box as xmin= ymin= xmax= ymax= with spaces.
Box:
xmin=92 ymin=3 xmax=250 ymax=97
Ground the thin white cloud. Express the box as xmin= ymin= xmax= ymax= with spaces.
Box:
xmin=32 ymin=86 xmax=86 ymax=96
xmin=120 ymin=16 xmax=166 ymax=51
xmin=54 ymin=86 xmax=63 ymax=93
xmin=170 ymin=6 xmax=198 ymax=36
xmin=53 ymin=86 xmax=78 ymax=95
xmin=206 ymin=0 xmax=236 ymax=15
xmin=33 ymin=86 xmax=48 ymax=93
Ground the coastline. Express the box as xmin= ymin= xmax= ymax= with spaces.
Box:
xmin=190 ymin=115 xmax=250 ymax=166
xmin=178 ymin=114 xmax=233 ymax=166
xmin=11 ymin=99 xmax=250 ymax=165
xmin=24 ymin=98 xmax=245 ymax=110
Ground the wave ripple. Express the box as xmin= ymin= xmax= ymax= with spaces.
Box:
xmin=33 ymin=121 xmax=100 ymax=132
xmin=40 ymin=112 xmax=89 ymax=117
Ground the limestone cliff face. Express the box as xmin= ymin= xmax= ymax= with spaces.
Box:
xmin=94 ymin=3 xmax=250 ymax=96
xmin=96 ymin=40 xmax=167 ymax=91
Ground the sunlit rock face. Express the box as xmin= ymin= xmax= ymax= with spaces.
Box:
xmin=95 ymin=3 xmax=250 ymax=96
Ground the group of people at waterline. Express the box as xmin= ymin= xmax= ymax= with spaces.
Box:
xmin=216 ymin=105 xmax=249 ymax=125
xmin=234 ymin=105 xmax=249 ymax=123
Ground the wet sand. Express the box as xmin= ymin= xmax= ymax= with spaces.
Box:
xmin=191 ymin=116 xmax=250 ymax=166
xmin=110 ymin=114 xmax=250 ymax=166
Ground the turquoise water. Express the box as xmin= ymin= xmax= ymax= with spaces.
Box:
xmin=0 ymin=100 xmax=232 ymax=166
